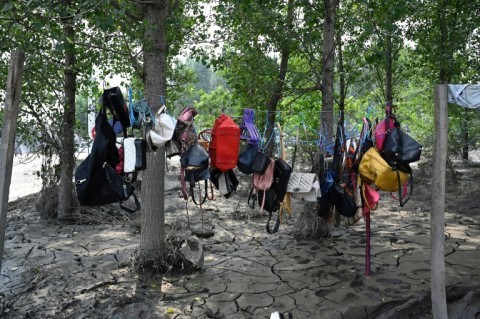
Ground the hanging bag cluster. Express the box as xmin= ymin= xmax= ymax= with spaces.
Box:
xmin=75 ymin=103 xmax=140 ymax=213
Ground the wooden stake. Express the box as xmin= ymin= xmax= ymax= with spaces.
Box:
xmin=0 ymin=50 xmax=26 ymax=274
xmin=431 ymin=84 xmax=448 ymax=319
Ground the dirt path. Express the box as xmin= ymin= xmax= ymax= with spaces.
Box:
xmin=1 ymin=159 xmax=480 ymax=318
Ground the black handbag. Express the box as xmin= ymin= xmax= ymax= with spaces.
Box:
xmin=75 ymin=106 xmax=139 ymax=213
xmin=251 ymin=151 xmax=270 ymax=174
xmin=237 ymin=143 xmax=258 ymax=174
xmin=327 ymin=183 xmax=357 ymax=218
xmin=271 ymin=158 xmax=292 ymax=203
xmin=382 ymin=127 xmax=422 ymax=170
xmin=180 ymin=142 xmax=209 ymax=169
xmin=181 ymin=142 xmax=210 ymax=205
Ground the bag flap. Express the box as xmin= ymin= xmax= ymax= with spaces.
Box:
xmin=180 ymin=143 xmax=209 ymax=168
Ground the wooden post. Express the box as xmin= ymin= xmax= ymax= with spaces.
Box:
xmin=0 ymin=50 xmax=25 ymax=273
xmin=431 ymin=84 xmax=448 ymax=319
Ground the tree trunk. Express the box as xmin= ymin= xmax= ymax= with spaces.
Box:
xmin=337 ymin=30 xmax=345 ymax=122
xmin=462 ymin=108 xmax=469 ymax=161
xmin=431 ymin=85 xmax=448 ymax=319
xmin=321 ymin=0 xmax=337 ymax=145
xmin=140 ymin=0 xmax=168 ymax=260
xmin=264 ymin=0 xmax=294 ymax=156
xmin=57 ymin=1 xmax=77 ymax=220
xmin=385 ymin=34 xmax=393 ymax=104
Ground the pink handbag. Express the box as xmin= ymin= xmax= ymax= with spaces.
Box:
xmin=374 ymin=117 xmax=396 ymax=152
xmin=362 ymin=183 xmax=380 ymax=214
xmin=252 ymin=159 xmax=275 ymax=212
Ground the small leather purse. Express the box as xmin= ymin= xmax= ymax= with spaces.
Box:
xmin=237 ymin=143 xmax=258 ymax=174
xmin=251 ymin=151 xmax=270 ymax=174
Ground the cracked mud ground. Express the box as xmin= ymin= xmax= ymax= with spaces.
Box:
xmin=1 ymin=161 xmax=480 ymax=319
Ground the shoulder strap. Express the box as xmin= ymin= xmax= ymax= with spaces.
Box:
xmin=266 ymin=209 xmax=280 ymax=234
xmin=190 ymin=179 xmax=208 ymax=206
xmin=248 ymin=187 xmax=257 ymax=209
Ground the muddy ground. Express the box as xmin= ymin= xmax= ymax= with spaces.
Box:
xmin=1 ymin=157 xmax=480 ymax=319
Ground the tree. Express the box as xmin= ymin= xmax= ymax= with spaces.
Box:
xmin=139 ymin=0 xmax=169 ymax=262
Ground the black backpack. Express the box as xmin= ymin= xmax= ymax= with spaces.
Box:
xmin=75 ymin=105 xmax=140 ymax=213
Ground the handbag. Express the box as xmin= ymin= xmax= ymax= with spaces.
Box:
xmin=362 ymin=183 xmax=380 ymax=214
xmin=123 ymin=138 xmax=147 ymax=173
xmin=237 ymin=143 xmax=258 ymax=175
xmin=251 ymin=151 xmax=270 ymax=174
xmin=271 ymin=158 xmax=292 ymax=203
xmin=374 ymin=116 xmax=396 ymax=152
xmin=327 ymin=183 xmax=357 ymax=218
xmin=286 ymin=172 xmax=321 ymax=202
xmin=359 ymin=147 xmax=409 ymax=192
xmin=147 ymin=105 xmax=176 ymax=148
xmin=382 ymin=127 xmax=422 ymax=169
xmin=180 ymin=142 xmax=210 ymax=204
xmin=249 ymin=159 xmax=275 ymax=213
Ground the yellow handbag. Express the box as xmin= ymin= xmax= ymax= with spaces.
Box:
xmin=359 ymin=147 xmax=409 ymax=192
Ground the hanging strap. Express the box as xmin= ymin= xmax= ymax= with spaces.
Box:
xmin=266 ymin=207 xmax=281 ymax=234
xmin=392 ymin=171 xmax=414 ymax=207
xmin=247 ymin=187 xmax=257 ymax=209
xmin=180 ymin=166 xmax=189 ymax=200
xmin=190 ymin=178 xmax=208 ymax=206
xmin=118 ymin=193 xmax=141 ymax=213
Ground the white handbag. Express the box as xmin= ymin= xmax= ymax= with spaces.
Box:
xmin=123 ymin=137 xmax=136 ymax=173
xmin=147 ymin=105 xmax=176 ymax=148
xmin=286 ymin=172 xmax=321 ymax=202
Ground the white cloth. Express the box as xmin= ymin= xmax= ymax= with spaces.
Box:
xmin=448 ymin=84 xmax=480 ymax=109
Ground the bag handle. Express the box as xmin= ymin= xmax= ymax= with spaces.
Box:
xmin=247 ymin=187 xmax=256 ymax=209
xmin=118 ymin=193 xmax=141 ymax=213
xmin=393 ymin=171 xmax=414 ymax=207
xmin=190 ymin=177 xmax=208 ymax=206
xmin=266 ymin=208 xmax=280 ymax=234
